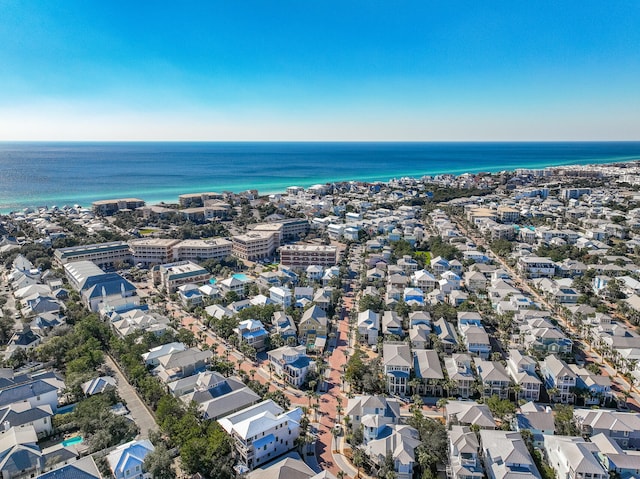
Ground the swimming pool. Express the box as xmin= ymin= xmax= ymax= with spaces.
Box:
xmin=232 ymin=273 xmax=249 ymax=281
xmin=62 ymin=436 xmax=83 ymax=447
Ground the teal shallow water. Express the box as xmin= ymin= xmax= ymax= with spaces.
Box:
xmin=62 ymin=436 xmax=83 ymax=447
xmin=0 ymin=141 xmax=638 ymax=212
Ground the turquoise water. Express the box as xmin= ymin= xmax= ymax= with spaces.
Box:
xmin=62 ymin=436 xmax=83 ymax=447
xmin=233 ymin=273 xmax=249 ymax=280
xmin=0 ymin=141 xmax=639 ymax=212
xmin=209 ymin=278 xmax=217 ymax=284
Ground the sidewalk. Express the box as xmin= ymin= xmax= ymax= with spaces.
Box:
xmin=331 ymin=436 xmax=375 ymax=479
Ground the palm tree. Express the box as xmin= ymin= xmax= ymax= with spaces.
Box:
xmin=444 ymin=378 xmax=457 ymax=398
xmin=249 ymin=369 xmax=256 ymax=381
xmin=336 ymin=403 xmax=344 ymax=423
xmin=312 ymin=402 xmax=320 ymax=422
xmin=353 ymin=448 xmax=366 ymax=479
xmin=511 ymin=383 xmax=522 ymax=402
xmin=331 ymin=425 xmax=341 ymax=453
xmin=408 ymin=378 xmax=421 ymax=396
xmin=436 ymin=398 xmax=448 ymax=417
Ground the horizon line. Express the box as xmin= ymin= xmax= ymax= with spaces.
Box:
xmin=2 ymin=139 xmax=640 ymax=144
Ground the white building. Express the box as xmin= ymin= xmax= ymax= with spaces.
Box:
xmin=218 ymin=400 xmax=302 ymax=471
xmin=129 ymin=238 xmax=181 ymax=267
xmin=174 ymin=238 xmax=233 ymax=262
xmin=232 ymin=231 xmax=278 ymax=261
xmin=480 ymin=430 xmax=541 ymax=479
xmin=544 ymin=436 xmax=607 ymax=479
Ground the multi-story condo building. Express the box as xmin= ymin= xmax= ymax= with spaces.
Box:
xmin=92 ymin=198 xmax=145 ymax=216
xmin=172 ymin=238 xmax=232 ymax=262
xmin=129 ymin=238 xmax=181 ymax=267
xmin=232 ymin=232 xmax=278 ymax=261
xmin=278 ymin=244 xmax=338 ymax=270
xmin=497 ymin=206 xmax=520 ymax=224
xmin=218 ymin=400 xmax=302 ymax=471
xmin=54 ymin=241 xmax=132 ymax=267
xmin=253 ymin=218 xmax=310 ymax=243
xmin=151 ymin=261 xmax=210 ymax=293
xmin=178 ymin=192 xmax=223 ymax=208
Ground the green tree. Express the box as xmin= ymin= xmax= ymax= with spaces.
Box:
xmin=144 ymin=443 xmax=176 ymax=479
xmin=554 ymin=404 xmax=579 ymax=436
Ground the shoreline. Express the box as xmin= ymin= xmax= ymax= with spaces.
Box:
xmin=2 ymin=157 xmax=638 ymax=215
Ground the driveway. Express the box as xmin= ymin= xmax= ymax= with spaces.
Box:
xmin=105 ymin=354 xmax=159 ymax=439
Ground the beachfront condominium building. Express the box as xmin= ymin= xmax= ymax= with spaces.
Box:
xmin=278 ymin=244 xmax=338 ymax=270
xmin=151 ymin=261 xmax=210 ymax=293
xmin=54 ymin=241 xmax=132 ymax=267
xmin=173 ymin=238 xmax=233 ymax=262
xmin=178 ymin=192 xmax=223 ymax=208
xmin=129 ymin=238 xmax=181 ymax=267
xmin=218 ymin=400 xmax=303 ymax=471
xmin=92 ymin=198 xmax=146 ymax=216
xmin=232 ymin=231 xmax=278 ymax=261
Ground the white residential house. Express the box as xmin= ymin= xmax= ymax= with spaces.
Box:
xmin=357 ymin=310 xmax=380 ymax=345
xmin=445 ymin=354 xmax=475 ymax=399
xmin=412 ymin=270 xmax=437 ymax=292
xmin=107 ymin=439 xmax=155 ymax=479
xmin=474 ymin=359 xmax=511 ymax=399
xmin=541 ymin=355 xmax=577 ymax=404
xmin=365 ymin=425 xmax=421 ymax=479
xmin=413 ymin=349 xmax=444 ymax=396
xmin=446 ymin=401 xmax=496 ymax=429
xmin=382 ymin=310 xmax=404 ymax=337
xmin=480 ymin=430 xmax=541 ymax=479
xmin=431 ymin=256 xmax=450 ymax=277
xmin=235 ymin=319 xmax=268 ymax=352
xmin=269 ymin=286 xmax=292 ymax=307
xmin=218 ymin=400 xmax=302 ymax=471
xmin=506 ymin=350 xmax=541 ymax=402
xmin=517 ymin=256 xmax=556 ymax=279
xmin=383 ymin=342 xmax=412 ymax=396
xmin=449 ymin=426 xmax=483 ymax=479
xmin=346 ymin=395 xmax=401 ymax=444
xmin=544 ymin=436 xmax=607 ymax=479
xmin=267 ymin=345 xmax=315 ymax=388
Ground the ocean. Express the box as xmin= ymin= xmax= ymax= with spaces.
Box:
xmin=0 ymin=141 xmax=639 ymax=213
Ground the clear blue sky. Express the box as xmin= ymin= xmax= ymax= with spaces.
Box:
xmin=1 ymin=1 xmax=639 ymax=140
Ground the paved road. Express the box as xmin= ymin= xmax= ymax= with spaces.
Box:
xmin=105 ymin=354 xmax=159 ymax=439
